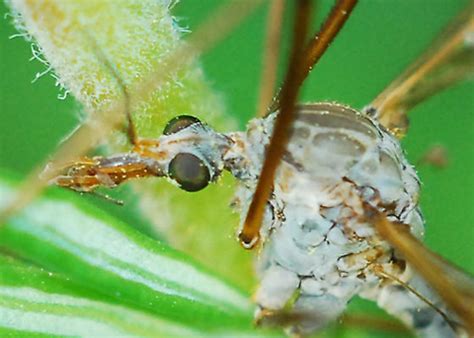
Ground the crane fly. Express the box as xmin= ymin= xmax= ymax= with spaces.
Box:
xmin=1 ymin=0 xmax=473 ymax=337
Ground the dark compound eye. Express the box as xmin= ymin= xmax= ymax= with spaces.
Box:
xmin=168 ymin=153 xmax=210 ymax=192
xmin=163 ymin=115 xmax=201 ymax=135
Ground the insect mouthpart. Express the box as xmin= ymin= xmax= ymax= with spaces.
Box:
xmin=47 ymin=115 xmax=233 ymax=195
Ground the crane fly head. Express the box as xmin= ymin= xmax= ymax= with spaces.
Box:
xmin=155 ymin=115 xmax=234 ymax=192
xmin=157 ymin=114 xmax=270 ymax=193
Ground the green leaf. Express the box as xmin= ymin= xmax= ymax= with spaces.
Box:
xmin=0 ymin=173 xmax=278 ymax=336
xmin=0 ymin=256 xmax=277 ymax=337
xmin=3 ymin=0 xmax=254 ymax=291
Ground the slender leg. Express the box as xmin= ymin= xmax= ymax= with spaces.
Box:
xmin=363 ymin=202 xmax=474 ymax=334
xmin=361 ymin=264 xmax=463 ymax=338
xmin=268 ymin=0 xmax=358 ymax=113
xmin=255 ymin=0 xmax=285 ymax=117
xmin=367 ymin=7 xmax=474 ymax=138
xmin=241 ymin=0 xmax=358 ymax=248
xmin=0 ymin=1 xmax=266 ymax=222
xmin=239 ymin=0 xmax=312 ymax=248
xmin=85 ymin=32 xmax=138 ymax=145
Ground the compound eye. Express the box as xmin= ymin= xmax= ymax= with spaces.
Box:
xmin=163 ymin=115 xmax=201 ymax=135
xmin=168 ymin=153 xmax=210 ymax=192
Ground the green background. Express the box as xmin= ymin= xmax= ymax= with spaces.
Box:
xmin=0 ymin=0 xmax=473 ymax=336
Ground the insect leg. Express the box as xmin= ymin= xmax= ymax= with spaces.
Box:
xmin=268 ymin=0 xmax=358 ymax=113
xmin=253 ymin=264 xmax=346 ymax=335
xmin=0 ymin=1 xmax=264 ymax=223
xmin=255 ymin=0 xmax=285 ymax=118
xmin=239 ymin=0 xmax=313 ymax=249
xmin=241 ymin=0 xmax=358 ymax=248
xmin=367 ymin=5 xmax=474 ymax=138
xmin=363 ymin=202 xmax=474 ymax=335
xmin=372 ymin=265 xmax=459 ymax=333
xmin=339 ymin=313 xmax=411 ymax=335
xmin=84 ymin=32 xmax=138 ymax=145
xmin=257 ymin=309 xmax=411 ymax=335
xmin=297 ymin=0 xmax=358 ymax=96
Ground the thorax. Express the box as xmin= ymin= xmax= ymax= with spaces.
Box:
xmin=226 ymin=103 xmax=423 ymax=283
